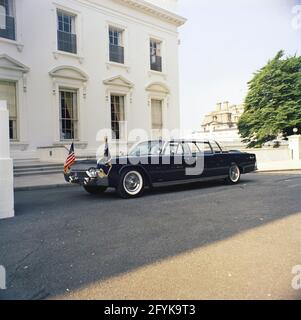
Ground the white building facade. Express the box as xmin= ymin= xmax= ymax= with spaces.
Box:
xmin=0 ymin=0 xmax=185 ymax=159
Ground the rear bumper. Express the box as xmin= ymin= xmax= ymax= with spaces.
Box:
xmin=64 ymin=171 xmax=109 ymax=187
xmin=242 ymin=164 xmax=257 ymax=174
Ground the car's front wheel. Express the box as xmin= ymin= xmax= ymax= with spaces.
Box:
xmin=83 ymin=185 xmax=107 ymax=195
xmin=118 ymin=169 xmax=144 ymax=199
xmin=226 ymin=164 xmax=241 ymax=184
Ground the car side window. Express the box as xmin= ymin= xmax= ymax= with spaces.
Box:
xmin=211 ymin=141 xmax=222 ymax=154
xmin=136 ymin=143 xmax=149 ymax=156
xmin=164 ymin=142 xmax=184 ymax=156
xmin=186 ymin=142 xmax=199 ymax=155
xmin=182 ymin=143 xmax=192 ymax=156
xmin=130 ymin=141 xmax=163 ymax=156
xmin=196 ymin=142 xmax=213 ymax=154
xmin=150 ymin=143 xmax=163 ymax=155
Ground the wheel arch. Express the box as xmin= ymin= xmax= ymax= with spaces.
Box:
xmin=118 ymin=165 xmax=152 ymax=188
xmin=230 ymin=161 xmax=243 ymax=173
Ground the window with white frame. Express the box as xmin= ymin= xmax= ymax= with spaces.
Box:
xmin=59 ymin=89 xmax=78 ymax=140
xmin=57 ymin=10 xmax=77 ymax=54
xmin=0 ymin=0 xmax=15 ymax=40
xmin=109 ymin=26 xmax=124 ymax=64
xmin=151 ymin=99 xmax=163 ymax=137
xmin=150 ymin=39 xmax=162 ymax=72
xmin=0 ymin=80 xmax=17 ymax=140
xmin=111 ymin=95 xmax=125 ymax=140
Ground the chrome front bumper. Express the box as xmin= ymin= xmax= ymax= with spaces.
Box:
xmin=64 ymin=170 xmax=109 ymax=187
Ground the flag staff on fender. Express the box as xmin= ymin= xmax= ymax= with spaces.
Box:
xmin=64 ymin=143 xmax=76 ymax=174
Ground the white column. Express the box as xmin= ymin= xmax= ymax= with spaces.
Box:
xmin=288 ymin=135 xmax=301 ymax=160
xmin=0 ymin=101 xmax=14 ymax=219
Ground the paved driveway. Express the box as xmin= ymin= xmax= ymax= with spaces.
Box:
xmin=0 ymin=172 xmax=301 ymax=300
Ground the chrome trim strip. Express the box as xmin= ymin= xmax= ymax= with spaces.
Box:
xmin=152 ymin=175 xmax=228 ymax=187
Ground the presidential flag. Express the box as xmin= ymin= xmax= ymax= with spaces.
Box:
xmin=104 ymin=136 xmax=111 ymax=161
xmin=64 ymin=143 xmax=76 ymax=174
xmin=97 ymin=137 xmax=112 ymax=178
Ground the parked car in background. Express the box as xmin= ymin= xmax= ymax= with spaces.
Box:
xmin=64 ymin=140 xmax=257 ymax=199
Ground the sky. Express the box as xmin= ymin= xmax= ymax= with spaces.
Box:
xmin=178 ymin=0 xmax=301 ymax=131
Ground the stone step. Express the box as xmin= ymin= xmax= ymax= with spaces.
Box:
xmin=14 ymin=169 xmax=64 ymax=177
xmin=14 ymin=167 xmax=63 ymax=175
xmin=13 ymin=159 xmax=96 ymax=177
xmin=13 ymin=157 xmax=96 ymax=177
xmin=14 ymin=163 xmax=63 ymax=171
xmin=13 ymin=160 xmax=63 ymax=177
xmin=13 ymin=158 xmax=40 ymax=163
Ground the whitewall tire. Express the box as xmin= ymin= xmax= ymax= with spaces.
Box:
xmin=118 ymin=170 xmax=144 ymax=199
xmin=226 ymin=164 xmax=241 ymax=184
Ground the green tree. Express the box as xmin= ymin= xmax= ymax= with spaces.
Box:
xmin=238 ymin=50 xmax=301 ymax=148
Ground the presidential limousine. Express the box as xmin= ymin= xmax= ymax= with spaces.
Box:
xmin=64 ymin=140 xmax=257 ymax=199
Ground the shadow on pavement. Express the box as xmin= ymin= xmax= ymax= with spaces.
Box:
xmin=0 ymin=172 xmax=300 ymax=299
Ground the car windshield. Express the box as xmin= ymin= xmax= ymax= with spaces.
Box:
xmin=129 ymin=141 xmax=164 ymax=156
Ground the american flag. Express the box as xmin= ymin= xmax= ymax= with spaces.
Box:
xmin=64 ymin=143 xmax=76 ymax=173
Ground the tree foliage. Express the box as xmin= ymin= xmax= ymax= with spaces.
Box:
xmin=238 ymin=50 xmax=301 ymax=147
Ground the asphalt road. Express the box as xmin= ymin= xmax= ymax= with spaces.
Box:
xmin=0 ymin=172 xmax=301 ymax=300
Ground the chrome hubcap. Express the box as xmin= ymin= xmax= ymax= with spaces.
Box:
xmin=123 ymin=171 xmax=143 ymax=195
xmin=230 ymin=166 xmax=240 ymax=182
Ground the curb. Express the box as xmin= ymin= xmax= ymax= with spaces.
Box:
xmin=14 ymin=183 xmax=78 ymax=192
xmin=257 ymin=169 xmax=301 ymax=173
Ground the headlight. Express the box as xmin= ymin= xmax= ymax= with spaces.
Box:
xmin=87 ymin=168 xmax=98 ymax=178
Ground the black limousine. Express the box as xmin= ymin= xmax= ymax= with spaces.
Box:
xmin=64 ymin=140 xmax=257 ymax=199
